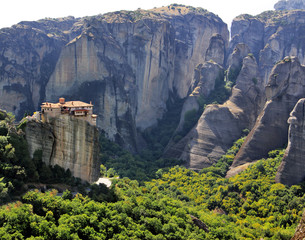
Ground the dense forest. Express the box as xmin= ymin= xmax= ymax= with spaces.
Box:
xmin=0 ymin=109 xmax=303 ymax=239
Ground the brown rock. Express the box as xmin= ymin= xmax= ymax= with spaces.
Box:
xmin=190 ymin=215 xmax=209 ymax=232
xmin=43 ymin=6 xmax=228 ymax=149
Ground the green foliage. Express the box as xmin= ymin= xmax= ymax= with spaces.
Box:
xmin=248 ymin=53 xmax=254 ymax=58
xmin=227 ymin=65 xmax=242 ymax=84
xmin=143 ymin=95 xmax=184 ymax=149
xmin=0 ymin=111 xmax=7 ymax=121
xmin=180 ymin=109 xmax=198 ymax=137
xmin=0 ymin=120 xmax=302 ymax=240
xmin=101 ymin=94 xmax=184 ymax=182
xmin=0 ymin=111 xmax=85 ymax=202
xmin=100 ymin=164 xmax=106 ymax=177
xmin=150 ymin=149 xmax=302 ymax=239
xmin=0 ymin=147 xmax=301 ymax=239
xmin=17 ymin=118 xmax=27 ymax=131
xmin=256 ymin=10 xmax=289 ymax=25
xmin=100 ymin=132 xmax=183 ymax=183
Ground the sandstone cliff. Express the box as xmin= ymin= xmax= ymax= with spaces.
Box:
xmin=25 ymin=115 xmax=100 ymax=183
xmin=5 ymin=5 xmax=305 ymax=179
xmin=174 ymin=61 xmax=224 ymax=133
xmin=230 ymin=10 xmax=305 ymax=84
xmin=232 ymin=57 xmax=305 ymax=168
xmin=45 ymin=6 xmax=228 ymax=149
xmin=165 ymin=48 xmax=264 ymax=170
xmin=0 ymin=17 xmax=79 ymax=119
xmin=275 ymin=98 xmax=305 ymax=186
xmin=0 ymin=5 xmax=228 ymax=150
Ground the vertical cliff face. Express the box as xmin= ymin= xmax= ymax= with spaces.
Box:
xmin=165 ymin=50 xmax=264 ymax=169
xmin=0 ymin=17 xmax=79 ymax=119
xmin=230 ymin=10 xmax=305 ymax=84
xmin=8 ymin=5 xmax=305 ymax=180
xmin=25 ymin=115 xmax=100 ymax=183
xmin=0 ymin=6 xmax=229 ymax=151
xmin=232 ymin=57 xmax=305 ymax=169
xmin=43 ymin=6 xmax=228 ymax=149
xmin=275 ymin=98 xmax=305 ymax=186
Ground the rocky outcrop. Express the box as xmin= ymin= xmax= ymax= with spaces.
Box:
xmin=165 ymin=53 xmax=264 ymax=170
xmin=205 ymin=34 xmax=226 ymax=66
xmin=0 ymin=6 xmax=228 ymax=150
xmin=275 ymin=98 xmax=305 ymax=186
xmin=232 ymin=57 xmax=305 ymax=168
xmin=275 ymin=0 xmax=305 ymax=10
xmin=230 ymin=10 xmax=305 ymax=84
xmin=25 ymin=115 xmax=100 ymax=183
xmin=174 ymin=61 xmax=224 ymax=133
xmin=0 ymin=17 xmax=79 ymax=120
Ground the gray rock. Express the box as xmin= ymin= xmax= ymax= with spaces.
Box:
xmin=165 ymin=55 xmax=263 ymax=170
xmin=205 ymin=34 xmax=226 ymax=66
xmin=26 ymin=115 xmax=100 ymax=183
xmin=230 ymin=10 xmax=305 ymax=84
xmin=0 ymin=6 xmax=228 ymax=150
xmin=232 ymin=57 xmax=305 ymax=169
xmin=275 ymin=0 xmax=305 ymax=10
xmin=276 ymin=98 xmax=305 ymax=186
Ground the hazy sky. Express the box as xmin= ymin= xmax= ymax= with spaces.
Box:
xmin=1 ymin=0 xmax=277 ymax=29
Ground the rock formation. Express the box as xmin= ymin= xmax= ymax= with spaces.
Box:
xmin=0 ymin=5 xmax=229 ymax=150
xmin=4 ymin=4 xmax=305 ymax=180
xmin=165 ymin=50 xmax=264 ymax=170
xmin=274 ymin=0 xmax=305 ymax=10
xmin=25 ymin=115 xmax=100 ymax=183
xmin=230 ymin=10 xmax=305 ymax=84
xmin=0 ymin=17 xmax=78 ymax=120
xmin=232 ymin=57 xmax=305 ymax=168
xmin=275 ymin=98 xmax=305 ymax=186
xmin=174 ymin=61 xmax=224 ymax=133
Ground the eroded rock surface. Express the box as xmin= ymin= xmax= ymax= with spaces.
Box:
xmin=232 ymin=57 xmax=305 ymax=168
xmin=230 ymin=10 xmax=305 ymax=84
xmin=26 ymin=116 xmax=100 ymax=183
xmin=0 ymin=6 xmax=228 ymax=150
xmin=0 ymin=17 xmax=78 ymax=119
xmin=174 ymin=61 xmax=224 ymax=133
xmin=276 ymin=98 xmax=305 ymax=186
xmin=165 ymin=54 xmax=264 ymax=170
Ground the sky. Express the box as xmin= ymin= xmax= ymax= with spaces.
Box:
xmin=0 ymin=0 xmax=278 ymax=29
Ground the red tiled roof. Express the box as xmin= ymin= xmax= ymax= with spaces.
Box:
xmin=41 ymin=100 xmax=93 ymax=108
xmin=63 ymin=101 xmax=93 ymax=107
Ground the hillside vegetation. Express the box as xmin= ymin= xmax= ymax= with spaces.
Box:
xmin=0 ymin=113 xmax=303 ymax=239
